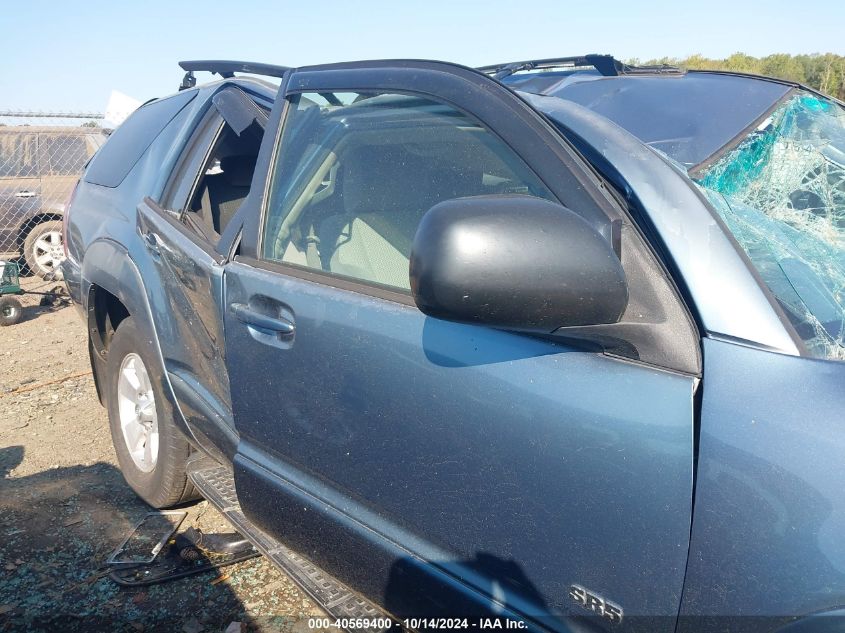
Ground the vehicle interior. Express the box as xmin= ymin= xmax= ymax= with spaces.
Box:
xmin=268 ymin=94 xmax=554 ymax=290
xmin=185 ymin=116 xmax=264 ymax=240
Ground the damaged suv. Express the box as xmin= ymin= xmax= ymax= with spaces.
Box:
xmin=63 ymin=56 xmax=845 ymax=632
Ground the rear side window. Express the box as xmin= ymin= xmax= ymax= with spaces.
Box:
xmin=84 ymin=91 xmax=196 ymax=187
xmin=0 ymin=132 xmax=38 ymax=177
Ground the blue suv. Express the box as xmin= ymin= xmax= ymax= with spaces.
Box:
xmin=62 ymin=56 xmax=845 ymax=633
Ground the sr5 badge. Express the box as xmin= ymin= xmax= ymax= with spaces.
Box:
xmin=569 ymin=584 xmax=623 ymax=624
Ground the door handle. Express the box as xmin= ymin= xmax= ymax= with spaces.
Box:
xmin=15 ymin=190 xmax=37 ymax=198
xmin=142 ymin=231 xmax=160 ymax=255
xmin=230 ymin=302 xmax=295 ymax=335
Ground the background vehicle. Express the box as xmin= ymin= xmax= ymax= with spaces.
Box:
xmin=0 ymin=126 xmax=106 ymax=277
xmin=62 ymin=57 xmax=845 ymax=633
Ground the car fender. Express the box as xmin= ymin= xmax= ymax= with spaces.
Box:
xmin=80 ymin=238 xmax=198 ymax=445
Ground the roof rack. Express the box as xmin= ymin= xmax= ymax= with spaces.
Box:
xmin=477 ymin=54 xmax=684 ymax=80
xmin=177 ymin=60 xmax=291 ymax=90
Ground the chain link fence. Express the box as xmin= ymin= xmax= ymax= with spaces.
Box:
xmin=0 ymin=111 xmax=112 ymax=278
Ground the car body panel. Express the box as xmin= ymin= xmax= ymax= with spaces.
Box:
xmin=77 ymin=237 xmax=199 ymax=444
xmin=679 ymin=338 xmax=845 ymax=631
xmin=221 ymin=60 xmax=698 ymax=631
xmin=225 ymin=259 xmax=696 ymax=631
xmin=62 ymin=78 xmax=275 ymax=452
xmin=0 ymin=175 xmax=41 ymax=251
xmin=136 ymin=198 xmax=235 ymax=462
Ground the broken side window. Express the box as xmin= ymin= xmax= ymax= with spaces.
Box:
xmin=695 ymin=92 xmax=845 ymax=360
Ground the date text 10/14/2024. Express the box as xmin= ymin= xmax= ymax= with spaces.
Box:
xmin=307 ymin=618 xmax=529 ymax=630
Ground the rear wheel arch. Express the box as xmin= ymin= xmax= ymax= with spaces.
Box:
xmin=81 ymin=240 xmax=142 ymax=362
xmin=81 ymin=240 xmax=199 ymax=446
xmin=88 ymin=283 xmax=130 ymax=361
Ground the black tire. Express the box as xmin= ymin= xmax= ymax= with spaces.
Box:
xmin=23 ymin=220 xmax=65 ymax=279
xmin=0 ymin=296 xmax=23 ymax=326
xmin=105 ymin=317 xmax=197 ymax=507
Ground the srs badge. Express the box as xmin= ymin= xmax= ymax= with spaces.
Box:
xmin=569 ymin=584 xmax=623 ymax=624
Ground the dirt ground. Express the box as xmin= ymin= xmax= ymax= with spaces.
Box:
xmin=1 ymin=275 xmax=324 ymax=632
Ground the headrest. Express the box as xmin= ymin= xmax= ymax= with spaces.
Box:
xmin=220 ymin=155 xmax=257 ymax=187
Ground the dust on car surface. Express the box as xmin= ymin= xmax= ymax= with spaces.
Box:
xmin=0 ymin=276 xmax=325 ymax=632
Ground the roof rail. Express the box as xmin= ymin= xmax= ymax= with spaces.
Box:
xmin=177 ymin=60 xmax=291 ymax=90
xmin=477 ymin=54 xmax=684 ymax=80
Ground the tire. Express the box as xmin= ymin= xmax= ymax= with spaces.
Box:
xmin=0 ymin=296 xmax=23 ymax=326
xmin=23 ymin=220 xmax=65 ymax=279
xmin=105 ymin=317 xmax=197 ymax=507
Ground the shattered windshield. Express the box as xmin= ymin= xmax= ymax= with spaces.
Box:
xmin=694 ymin=92 xmax=845 ymax=360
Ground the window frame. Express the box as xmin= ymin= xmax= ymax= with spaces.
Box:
xmin=238 ymin=61 xmax=628 ymax=304
xmin=261 ymin=90 xmax=560 ymax=293
xmin=160 ymin=106 xmax=225 ymax=217
xmin=160 ymin=85 xmax=270 ymax=253
xmin=226 ymin=62 xmax=702 ymax=374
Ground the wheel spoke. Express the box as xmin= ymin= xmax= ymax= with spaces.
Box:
xmin=117 ymin=353 xmax=159 ymax=472
xmin=123 ymin=419 xmax=143 ymax=452
xmin=143 ymin=432 xmax=153 ymax=465
xmin=124 ymin=363 xmax=142 ymax=392
xmin=34 ymin=237 xmax=51 ymax=252
xmin=35 ymin=253 xmax=53 ymax=266
xmin=49 ymin=232 xmax=61 ymax=246
xmin=137 ymin=366 xmax=152 ymax=392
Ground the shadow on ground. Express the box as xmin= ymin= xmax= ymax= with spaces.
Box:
xmin=0 ymin=446 xmax=304 ymax=632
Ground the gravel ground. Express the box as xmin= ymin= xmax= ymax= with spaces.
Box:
xmin=1 ymin=275 xmax=325 ymax=632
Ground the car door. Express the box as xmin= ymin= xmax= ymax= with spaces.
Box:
xmin=224 ymin=61 xmax=699 ymax=632
xmin=136 ymin=85 xmax=268 ymax=463
xmin=0 ymin=131 xmax=41 ymax=253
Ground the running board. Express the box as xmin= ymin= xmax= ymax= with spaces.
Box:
xmin=187 ymin=458 xmax=396 ymax=633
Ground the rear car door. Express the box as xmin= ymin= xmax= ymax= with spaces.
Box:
xmin=136 ymin=85 xmax=268 ymax=462
xmin=224 ymin=61 xmax=699 ymax=631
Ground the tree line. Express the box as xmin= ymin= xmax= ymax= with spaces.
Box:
xmin=631 ymin=53 xmax=845 ymax=100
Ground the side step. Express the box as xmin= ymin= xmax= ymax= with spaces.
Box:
xmin=187 ymin=458 xmax=395 ymax=633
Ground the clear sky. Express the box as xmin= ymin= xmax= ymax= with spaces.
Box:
xmin=3 ymin=0 xmax=844 ymax=113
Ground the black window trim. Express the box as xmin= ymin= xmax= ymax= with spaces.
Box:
xmin=234 ymin=253 xmax=417 ymax=308
xmin=158 ymin=84 xmax=269 ymax=256
xmin=181 ymin=115 xmax=227 ymax=221
xmin=143 ymin=196 xmax=226 ymax=264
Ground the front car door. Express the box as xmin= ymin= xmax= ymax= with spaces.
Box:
xmin=224 ymin=61 xmax=700 ymax=632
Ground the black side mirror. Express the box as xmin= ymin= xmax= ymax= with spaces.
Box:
xmin=409 ymin=195 xmax=628 ymax=331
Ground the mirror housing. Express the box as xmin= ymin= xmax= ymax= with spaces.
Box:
xmin=409 ymin=195 xmax=628 ymax=331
